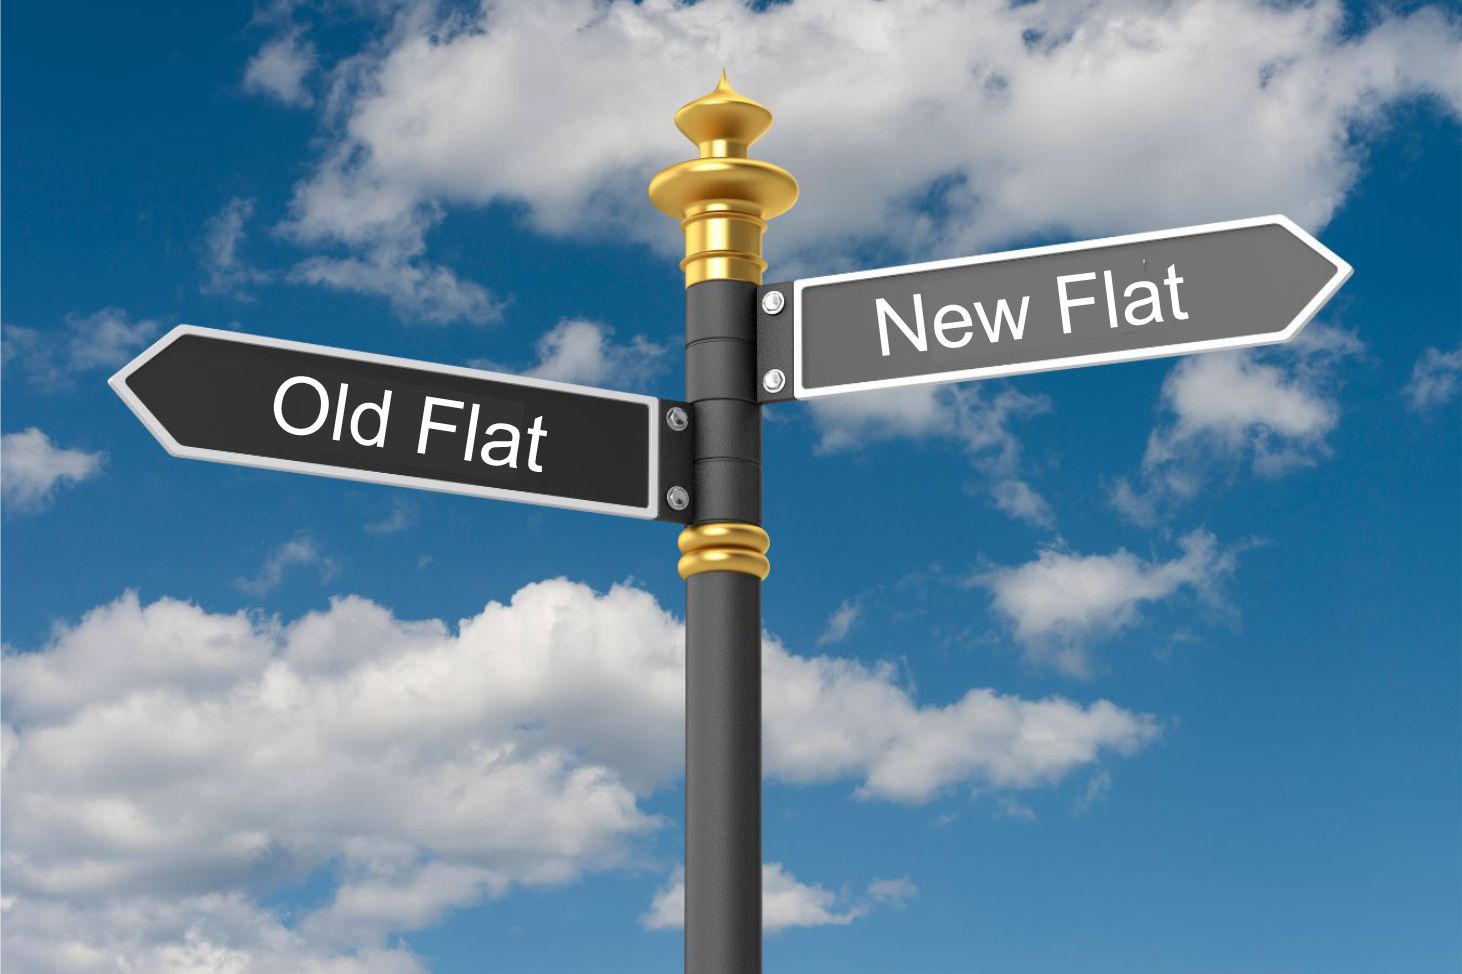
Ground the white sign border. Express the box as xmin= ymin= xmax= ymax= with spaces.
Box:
xmin=110 ymin=325 xmax=663 ymax=521
xmin=790 ymin=214 xmax=1352 ymax=400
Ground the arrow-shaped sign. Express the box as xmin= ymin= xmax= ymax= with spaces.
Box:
xmin=111 ymin=326 xmax=693 ymax=521
xmin=756 ymin=215 xmax=1351 ymax=401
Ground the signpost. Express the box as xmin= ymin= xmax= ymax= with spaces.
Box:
xmin=111 ymin=74 xmax=1352 ymax=974
xmin=110 ymin=326 xmax=693 ymax=522
xmin=755 ymin=215 xmax=1351 ymax=403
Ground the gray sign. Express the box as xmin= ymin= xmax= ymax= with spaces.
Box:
xmin=111 ymin=326 xmax=693 ymax=522
xmin=762 ymin=216 xmax=1350 ymax=400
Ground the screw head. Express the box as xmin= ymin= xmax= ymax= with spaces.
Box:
xmin=665 ymin=406 xmax=689 ymax=431
xmin=762 ymin=368 xmax=786 ymax=394
xmin=666 ymin=486 xmax=690 ymax=512
xmin=761 ymin=290 xmax=786 ymax=315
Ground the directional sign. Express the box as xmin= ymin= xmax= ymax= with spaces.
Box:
xmin=757 ymin=215 xmax=1350 ymax=401
xmin=111 ymin=326 xmax=692 ymax=521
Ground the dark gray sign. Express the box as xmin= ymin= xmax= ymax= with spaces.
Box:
xmin=759 ymin=216 xmax=1350 ymax=401
xmin=111 ymin=326 xmax=692 ymax=521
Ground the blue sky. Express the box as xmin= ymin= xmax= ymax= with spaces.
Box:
xmin=3 ymin=2 xmax=1460 ymax=972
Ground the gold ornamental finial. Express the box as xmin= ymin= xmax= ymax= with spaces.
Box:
xmin=673 ymin=70 xmax=773 ymax=158
xmin=648 ymin=73 xmax=798 ymax=286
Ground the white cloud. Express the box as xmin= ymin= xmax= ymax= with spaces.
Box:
xmin=992 ymin=478 xmax=1055 ymax=530
xmin=1075 ymin=767 xmax=1113 ymax=813
xmin=866 ymin=876 xmax=917 ymax=908
xmin=281 ymin=0 xmax=1459 ymax=290
xmin=4 ymin=308 xmax=162 ymax=389
xmin=1113 ymin=326 xmax=1363 ymax=524
xmin=289 ymin=249 xmax=503 ymax=326
xmin=997 ymin=795 xmax=1038 ymax=823
xmin=761 ymin=864 xmax=863 ymax=931
xmin=816 ymin=599 xmax=860 ymax=646
xmin=526 ymin=318 xmax=668 ymax=386
xmin=235 ymin=534 xmax=338 ymax=595
xmin=810 ymin=386 xmax=955 ymax=452
xmin=764 ymin=639 xmax=1158 ymax=802
xmin=474 ymin=318 xmax=669 ymax=389
xmin=57 ymin=309 xmax=160 ymax=374
xmin=2 ymin=592 xmax=275 ymax=726
xmin=2 ymin=579 xmax=1155 ymax=968
xmin=1154 ymin=338 xmax=1350 ymax=464
xmin=810 ymin=383 xmax=1053 ymax=526
xmin=978 ymin=530 xmax=1236 ymax=676
xmin=0 ymin=892 xmax=427 ymax=974
xmin=202 ymin=197 xmax=269 ymax=299
xmin=364 ymin=497 xmax=416 ymax=535
xmin=1 ymin=429 xmax=105 ymax=513
xmin=243 ymin=29 xmax=317 ymax=108
xmin=1404 ymin=344 xmax=1462 ymax=411
xmin=298 ymin=861 xmax=506 ymax=949
xmin=643 ymin=863 xmax=912 ymax=933
xmin=639 ymin=867 xmax=682 ymax=931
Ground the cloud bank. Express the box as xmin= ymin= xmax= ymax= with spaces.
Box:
xmin=3 ymin=579 xmax=1155 ymax=970
xmin=280 ymin=0 xmax=1458 ymax=310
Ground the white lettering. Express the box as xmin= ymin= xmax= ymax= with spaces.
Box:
xmin=1165 ymin=264 xmax=1189 ymax=320
xmin=933 ymin=304 xmax=974 ymax=349
xmin=273 ymin=376 xmax=330 ymax=436
xmin=463 ymin=403 xmax=481 ymax=461
xmin=876 ymin=295 xmax=927 ymax=356
xmin=1103 ymin=270 xmax=1119 ymax=328
xmin=1057 ymin=273 xmax=1097 ymax=334
xmin=350 ymin=391 xmax=391 ymax=448
xmin=974 ymin=296 xmax=1030 ymax=342
xmin=526 ymin=416 xmax=548 ymax=473
xmin=418 ymin=397 xmax=463 ymax=454
xmin=331 ymin=384 xmax=349 ymax=441
xmin=1123 ymin=280 xmax=1164 ymax=326
xmin=480 ymin=422 xmax=521 ymax=467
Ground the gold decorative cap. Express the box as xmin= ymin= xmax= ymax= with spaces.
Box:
xmin=648 ymin=73 xmax=798 ymax=286
xmin=674 ymin=71 xmax=774 ymax=158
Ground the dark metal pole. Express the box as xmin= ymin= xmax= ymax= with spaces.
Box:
xmin=648 ymin=73 xmax=797 ymax=974
xmin=684 ymin=280 xmax=763 ymax=973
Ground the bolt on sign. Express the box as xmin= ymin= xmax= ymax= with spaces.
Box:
xmin=111 ymin=326 xmax=693 ymax=522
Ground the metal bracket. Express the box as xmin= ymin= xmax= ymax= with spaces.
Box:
xmin=756 ymin=282 xmax=795 ymax=404
xmin=655 ymin=397 xmax=695 ymax=523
